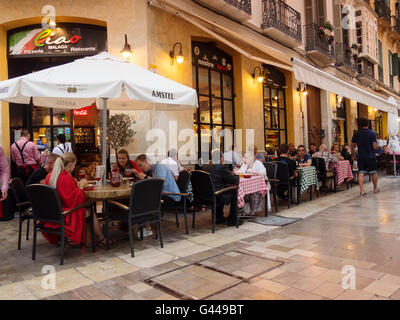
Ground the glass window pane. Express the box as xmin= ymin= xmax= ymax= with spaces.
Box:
xmin=272 ymin=108 xmax=279 ymax=128
xmin=221 ymin=126 xmax=233 ymax=153
xmin=199 ymin=96 xmax=210 ymax=123
xmin=32 ymin=107 xmax=50 ymax=126
xmin=279 ymin=109 xmax=286 ymax=129
xmin=223 ymin=74 xmax=232 ymax=99
xmin=223 ymin=100 xmax=233 ymax=125
xmin=278 ymin=90 xmax=284 ymax=108
xmin=264 ymin=108 xmax=271 ymax=129
xmin=271 ymin=91 xmax=278 ymax=107
xmin=266 ymin=130 xmax=279 ymax=150
xmin=212 ymin=125 xmax=223 ymax=150
xmin=53 ymin=109 xmax=71 ymax=125
xmin=211 ymin=71 xmax=221 ymax=98
xmin=264 ymin=87 xmax=270 ymax=105
xmin=212 ymin=98 xmax=222 ymax=124
xmin=32 ymin=127 xmax=51 ymax=150
xmin=198 ymin=68 xmax=209 ymax=95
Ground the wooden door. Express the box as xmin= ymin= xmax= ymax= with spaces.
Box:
xmin=307 ymin=85 xmax=322 ymax=146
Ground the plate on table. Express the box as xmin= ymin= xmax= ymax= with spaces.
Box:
xmin=83 ymin=183 xmax=96 ymax=191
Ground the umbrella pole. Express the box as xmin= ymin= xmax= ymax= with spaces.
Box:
xmin=102 ymin=98 xmax=107 ymax=168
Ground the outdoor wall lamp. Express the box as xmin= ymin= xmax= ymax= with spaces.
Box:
xmin=252 ymin=66 xmax=265 ymax=83
xmin=121 ymin=34 xmax=133 ymax=60
xmin=170 ymin=42 xmax=184 ymax=65
xmin=297 ymin=82 xmax=308 ymax=96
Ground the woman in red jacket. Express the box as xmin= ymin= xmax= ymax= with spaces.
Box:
xmin=44 ymin=152 xmax=105 ymax=246
xmin=115 ymin=149 xmax=142 ymax=178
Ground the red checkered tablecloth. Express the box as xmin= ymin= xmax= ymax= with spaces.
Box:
xmin=237 ymin=175 xmax=268 ymax=208
xmin=335 ymin=160 xmax=353 ymax=185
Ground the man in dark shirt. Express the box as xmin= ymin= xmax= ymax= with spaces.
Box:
xmin=210 ymin=150 xmax=241 ymax=226
xmin=276 ymin=144 xmax=298 ymax=199
xmin=351 ymin=118 xmax=379 ymax=196
xmin=26 ymin=153 xmax=59 ymax=185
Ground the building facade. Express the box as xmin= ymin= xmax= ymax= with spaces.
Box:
xmin=0 ymin=0 xmax=399 ymax=162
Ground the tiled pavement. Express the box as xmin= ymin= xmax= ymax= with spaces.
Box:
xmin=0 ymin=176 xmax=400 ymax=300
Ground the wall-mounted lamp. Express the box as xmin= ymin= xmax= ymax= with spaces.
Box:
xmin=170 ymin=42 xmax=184 ymax=65
xmin=49 ymin=20 xmax=56 ymax=28
xmin=252 ymin=66 xmax=265 ymax=83
xmin=297 ymin=82 xmax=308 ymax=96
xmin=121 ymin=34 xmax=133 ymax=60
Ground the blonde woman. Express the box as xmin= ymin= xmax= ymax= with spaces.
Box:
xmin=43 ymin=152 xmax=105 ymax=247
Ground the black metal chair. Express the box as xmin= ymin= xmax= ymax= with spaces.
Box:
xmin=108 ymin=179 xmax=164 ymax=257
xmin=25 ymin=184 xmax=93 ymax=265
xmin=264 ymin=162 xmax=279 ymax=214
xmin=10 ymin=178 xmax=33 ymax=250
xmin=162 ymin=170 xmax=191 ymax=235
xmin=273 ymin=161 xmax=297 ymax=209
xmin=190 ymin=170 xmax=238 ymax=233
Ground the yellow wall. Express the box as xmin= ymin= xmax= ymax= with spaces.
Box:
xmin=0 ymin=25 xmax=9 ymax=156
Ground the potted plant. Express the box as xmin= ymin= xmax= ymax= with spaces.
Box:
xmin=98 ymin=113 xmax=137 ymax=161
xmin=351 ymin=43 xmax=359 ymax=61
xmin=345 ymin=46 xmax=352 ymax=56
xmin=318 ymin=26 xmax=325 ymax=39
xmin=324 ymin=21 xmax=334 ymax=36
xmin=328 ymin=35 xmax=335 ymax=45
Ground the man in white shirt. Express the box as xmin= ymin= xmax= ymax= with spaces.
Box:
xmin=161 ymin=149 xmax=181 ymax=180
xmin=52 ymin=134 xmax=72 ymax=156
xmin=223 ymin=146 xmax=242 ymax=167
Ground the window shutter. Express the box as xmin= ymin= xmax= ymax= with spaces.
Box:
xmin=392 ymin=53 xmax=399 ymax=76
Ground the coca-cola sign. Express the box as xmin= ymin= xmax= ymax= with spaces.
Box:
xmin=8 ymin=23 xmax=107 ymax=58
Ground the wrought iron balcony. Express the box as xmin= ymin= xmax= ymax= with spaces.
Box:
xmin=305 ymin=24 xmax=335 ymax=64
xmin=196 ymin=0 xmax=252 ymax=21
xmin=261 ymin=0 xmax=302 ymax=47
xmin=357 ymin=58 xmax=375 ymax=85
xmin=335 ymin=43 xmax=358 ymax=74
xmin=378 ymin=65 xmax=384 ymax=82
xmin=223 ymin=0 xmax=251 ymax=15
xmin=391 ymin=16 xmax=400 ymax=35
xmin=375 ymin=0 xmax=391 ymax=27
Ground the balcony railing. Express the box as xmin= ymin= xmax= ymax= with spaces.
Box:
xmin=335 ymin=43 xmax=358 ymax=73
xmin=378 ymin=65 xmax=384 ymax=82
xmin=358 ymin=59 xmax=375 ymax=81
xmin=261 ymin=0 xmax=302 ymax=43
xmin=392 ymin=16 xmax=400 ymax=35
xmin=305 ymin=24 xmax=335 ymax=60
xmin=375 ymin=0 xmax=391 ymax=25
xmin=223 ymin=0 xmax=252 ymax=15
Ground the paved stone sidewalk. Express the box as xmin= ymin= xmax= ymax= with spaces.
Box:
xmin=0 ymin=177 xmax=399 ymax=300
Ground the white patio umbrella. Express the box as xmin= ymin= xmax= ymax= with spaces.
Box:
xmin=0 ymin=52 xmax=198 ymax=166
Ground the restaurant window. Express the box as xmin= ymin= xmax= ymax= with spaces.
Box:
xmin=332 ymin=95 xmax=348 ymax=145
xmin=192 ymin=41 xmax=235 ymax=160
xmin=263 ymin=65 xmax=287 ymax=151
xmin=31 ymin=106 xmax=73 ymax=152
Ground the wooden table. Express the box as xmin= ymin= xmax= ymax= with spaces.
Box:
xmin=84 ymin=183 xmax=132 ymax=250
xmin=84 ymin=183 xmax=132 ymax=201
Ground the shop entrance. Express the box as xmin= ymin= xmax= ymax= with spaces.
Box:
xmin=7 ymin=23 xmax=107 ymax=167
xmin=306 ymin=85 xmax=322 ymax=146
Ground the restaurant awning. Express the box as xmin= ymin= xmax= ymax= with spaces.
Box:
xmin=292 ymin=58 xmax=398 ymax=114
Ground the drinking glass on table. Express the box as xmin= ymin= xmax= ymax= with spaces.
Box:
xmin=95 ymin=165 xmax=106 ymax=186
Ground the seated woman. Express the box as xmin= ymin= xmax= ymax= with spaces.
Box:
xmin=44 ymin=152 xmax=105 ymax=247
xmin=116 ymin=149 xmax=142 ymax=178
xmin=297 ymin=145 xmax=312 ymax=167
xmin=331 ymin=143 xmax=345 ymax=161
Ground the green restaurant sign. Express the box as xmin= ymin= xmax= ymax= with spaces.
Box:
xmin=8 ymin=24 xmax=107 ymax=58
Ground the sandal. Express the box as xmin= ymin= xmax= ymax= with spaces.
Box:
xmin=374 ymin=188 xmax=381 ymax=194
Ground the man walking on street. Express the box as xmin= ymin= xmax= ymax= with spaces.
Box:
xmin=351 ymin=118 xmax=380 ymax=196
